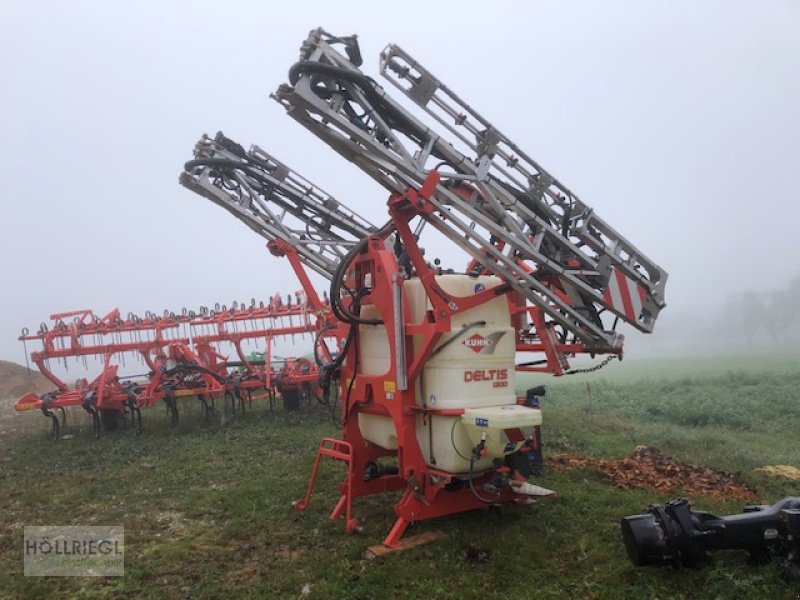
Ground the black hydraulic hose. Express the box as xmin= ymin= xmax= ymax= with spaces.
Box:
xmin=287 ymin=61 xmax=429 ymax=146
xmin=184 ymin=157 xmax=250 ymax=172
xmin=341 ymin=328 xmax=359 ymax=426
xmin=185 ymin=157 xmax=372 ymax=241
xmin=328 ymin=237 xmax=368 ymax=324
xmin=224 ymin=359 xmax=267 ymax=368
xmin=313 ymin=324 xmax=340 ymax=368
xmin=468 ymin=455 xmax=500 ymax=504
xmin=516 ymin=359 xmax=548 ymax=368
xmin=338 ymin=288 xmax=376 ymax=325
xmin=165 ymin=364 xmax=227 ymax=384
xmin=328 ymin=220 xmax=395 ymax=326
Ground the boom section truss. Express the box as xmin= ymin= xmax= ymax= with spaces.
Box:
xmin=180 ymin=131 xmax=377 ymax=281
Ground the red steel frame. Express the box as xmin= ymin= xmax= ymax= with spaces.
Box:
xmin=189 ymin=289 xmax=327 ymax=408
xmin=16 ymin=267 xmax=335 ymax=435
xmin=294 ymin=174 xmax=556 ymax=546
xmin=16 ymin=309 xmax=192 ymax=416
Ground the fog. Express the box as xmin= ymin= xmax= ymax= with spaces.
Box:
xmin=1 ymin=1 xmax=798 ymax=367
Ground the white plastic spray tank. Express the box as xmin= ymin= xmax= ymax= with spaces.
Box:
xmin=358 ymin=274 xmax=541 ymax=474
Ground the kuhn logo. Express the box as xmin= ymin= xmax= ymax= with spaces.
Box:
xmin=464 ymin=334 xmax=491 ymax=353
xmin=462 ymin=331 xmax=505 ymax=354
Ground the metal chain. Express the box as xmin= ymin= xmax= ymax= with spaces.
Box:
xmin=564 ymin=354 xmax=619 ymax=375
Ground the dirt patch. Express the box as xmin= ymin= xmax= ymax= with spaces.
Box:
xmin=549 ymin=446 xmax=757 ymax=501
xmin=274 ymin=544 xmax=304 ymax=561
xmin=0 ymin=360 xmax=57 ymax=439
xmin=228 ymin=562 xmax=262 ymax=587
xmin=155 ymin=511 xmax=187 ymax=537
xmin=0 ymin=360 xmax=52 ymax=400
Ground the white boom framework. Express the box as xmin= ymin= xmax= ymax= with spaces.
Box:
xmin=272 ymin=29 xmax=668 ymax=353
xmin=180 ymin=131 xmax=378 ymax=280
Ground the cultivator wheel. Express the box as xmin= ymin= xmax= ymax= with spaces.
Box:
xmin=283 ymin=389 xmax=301 ymax=412
xmin=100 ymin=409 xmax=122 ymax=432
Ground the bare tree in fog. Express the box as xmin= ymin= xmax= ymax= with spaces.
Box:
xmin=720 ymin=273 xmax=800 ymax=345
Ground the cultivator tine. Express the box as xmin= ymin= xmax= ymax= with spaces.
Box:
xmin=198 ymin=394 xmax=212 ymax=423
xmin=91 ymin=411 xmax=101 ymax=438
xmin=223 ymin=391 xmax=236 ymax=422
xmin=125 ymin=392 xmax=143 ymax=436
xmin=164 ymin=392 xmax=179 ymax=427
xmin=41 ymin=405 xmax=60 ymax=441
xmin=233 ymin=383 xmax=245 ymax=413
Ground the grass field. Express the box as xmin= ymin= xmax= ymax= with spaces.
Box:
xmin=1 ymin=352 xmax=799 ymax=599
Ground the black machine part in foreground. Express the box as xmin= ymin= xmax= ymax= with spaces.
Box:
xmin=621 ymin=497 xmax=800 ymax=581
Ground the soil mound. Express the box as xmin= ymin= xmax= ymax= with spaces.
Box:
xmin=0 ymin=360 xmax=52 ymax=400
xmin=549 ymin=445 xmax=756 ymax=501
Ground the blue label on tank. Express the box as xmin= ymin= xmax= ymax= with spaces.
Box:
xmin=475 ymin=418 xmax=489 ymax=427
xmin=474 ymin=283 xmax=485 ymax=293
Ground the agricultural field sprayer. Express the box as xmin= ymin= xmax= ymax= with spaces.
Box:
xmin=179 ymin=28 xmax=668 ymax=549
xmin=178 ymin=28 xmax=800 ymax=579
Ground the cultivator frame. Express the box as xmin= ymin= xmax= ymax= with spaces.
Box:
xmin=16 ymin=294 xmax=328 ymax=438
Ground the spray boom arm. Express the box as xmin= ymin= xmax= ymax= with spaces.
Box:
xmin=180 ymin=131 xmax=378 ymax=282
xmin=272 ymin=29 xmax=668 ymax=353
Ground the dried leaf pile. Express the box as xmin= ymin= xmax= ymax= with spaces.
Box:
xmin=548 ymin=446 xmax=757 ymax=501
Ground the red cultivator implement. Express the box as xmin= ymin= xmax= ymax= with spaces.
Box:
xmin=17 ymin=309 xmax=191 ymax=437
xmin=16 ymin=294 xmax=329 ymax=438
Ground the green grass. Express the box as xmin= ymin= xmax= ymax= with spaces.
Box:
xmin=535 ymin=367 xmax=800 ymax=470
xmin=1 ymin=354 xmax=800 ymax=599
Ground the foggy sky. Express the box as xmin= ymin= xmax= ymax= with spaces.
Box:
xmin=1 ymin=1 xmax=798 ymax=365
